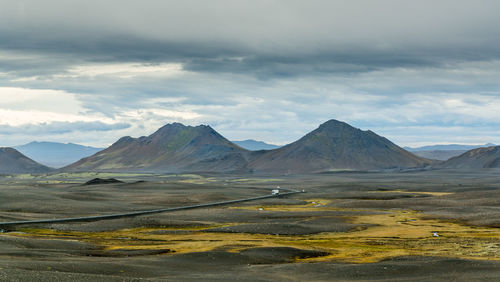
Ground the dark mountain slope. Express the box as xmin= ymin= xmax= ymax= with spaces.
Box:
xmin=248 ymin=120 xmax=432 ymax=173
xmin=64 ymin=123 xmax=251 ymax=173
xmin=440 ymin=146 xmax=500 ymax=169
xmin=0 ymin=147 xmax=53 ymax=174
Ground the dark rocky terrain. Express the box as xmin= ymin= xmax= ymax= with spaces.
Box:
xmin=0 ymin=171 xmax=498 ymax=281
xmin=0 ymin=147 xmax=53 ymax=174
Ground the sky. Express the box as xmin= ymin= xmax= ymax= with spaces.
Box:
xmin=1 ymin=0 xmax=500 ymax=148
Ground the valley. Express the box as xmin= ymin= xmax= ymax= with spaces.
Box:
xmin=0 ymin=170 xmax=498 ymax=280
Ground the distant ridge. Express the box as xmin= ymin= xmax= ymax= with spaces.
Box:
xmin=233 ymin=139 xmax=280 ymax=150
xmin=0 ymin=147 xmax=53 ymax=174
xmin=15 ymin=141 xmax=103 ymax=168
xmin=411 ymin=150 xmax=468 ymax=161
xmin=440 ymin=146 xmax=500 ymax=169
xmin=405 ymin=143 xmax=495 ymax=152
xmin=405 ymin=143 xmax=496 ymax=161
xmin=64 ymin=119 xmax=432 ymax=174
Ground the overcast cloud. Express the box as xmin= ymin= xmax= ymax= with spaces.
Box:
xmin=1 ymin=0 xmax=500 ymax=147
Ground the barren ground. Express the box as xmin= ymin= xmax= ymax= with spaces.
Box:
xmin=0 ymin=170 xmax=499 ymax=281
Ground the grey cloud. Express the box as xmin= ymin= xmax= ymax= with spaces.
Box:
xmin=2 ymin=1 xmax=500 ymax=147
xmin=0 ymin=122 xmax=131 ymax=135
xmin=1 ymin=1 xmax=500 ymax=80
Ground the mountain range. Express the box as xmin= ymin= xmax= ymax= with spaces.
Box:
xmin=65 ymin=119 xmax=433 ymax=174
xmin=14 ymin=141 xmax=104 ymax=168
xmin=3 ymin=119 xmax=500 ymax=174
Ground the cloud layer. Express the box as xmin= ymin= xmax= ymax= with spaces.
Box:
xmin=1 ymin=1 xmax=500 ymax=147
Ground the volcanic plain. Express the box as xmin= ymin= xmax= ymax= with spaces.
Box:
xmin=0 ymin=170 xmax=499 ymax=281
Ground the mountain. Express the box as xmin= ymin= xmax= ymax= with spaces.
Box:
xmin=411 ymin=150 xmax=468 ymax=161
xmin=64 ymin=123 xmax=251 ymax=173
xmin=0 ymin=147 xmax=53 ymax=174
xmin=440 ymin=146 xmax=500 ymax=169
xmin=405 ymin=143 xmax=495 ymax=152
xmin=232 ymin=139 xmax=280 ymax=150
xmin=247 ymin=120 xmax=432 ymax=173
xmin=15 ymin=141 xmax=104 ymax=168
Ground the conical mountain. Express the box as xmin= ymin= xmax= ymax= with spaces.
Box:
xmin=440 ymin=146 xmax=500 ymax=169
xmin=0 ymin=147 xmax=53 ymax=174
xmin=64 ymin=123 xmax=251 ymax=173
xmin=248 ymin=120 xmax=431 ymax=173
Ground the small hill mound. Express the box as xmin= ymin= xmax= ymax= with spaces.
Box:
xmin=0 ymin=147 xmax=53 ymax=174
xmin=84 ymin=178 xmax=124 ymax=185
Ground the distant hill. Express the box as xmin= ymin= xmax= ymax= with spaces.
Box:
xmin=411 ymin=150 xmax=468 ymax=161
xmin=440 ymin=146 xmax=500 ymax=169
xmin=63 ymin=120 xmax=434 ymax=174
xmin=0 ymin=147 xmax=53 ymax=174
xmin=64 ymin=123 xmax=251 ymax=173
xmin=233 ymin=139 xmax=280 ymax=150
xmin=404 ymin=143 xmax=496 ymax=161
xmin=405 ymin=143 xmax=495 ymax=152
xmin=247 ymin=119 xmax=432 ymax=173
xmin=15 ymin=141 xmax=104 ymax=168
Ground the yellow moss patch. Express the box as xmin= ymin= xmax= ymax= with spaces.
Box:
xmin=290 ymin=209 xmax=500 ymax=263
xmin=376 ymin=190 xmax=453 ymax=196
xmin=178 ymin=177 xmax=218 ymax=184
xmin=229 ymin=178 xmax=284 ymax=183
xmin=229 ymin=199 xmax=335 ymax=212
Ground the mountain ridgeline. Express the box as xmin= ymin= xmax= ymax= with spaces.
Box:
xmin=0 ymin=147 xmax=53 ymax=174
xmin=64 ymin=120 xmax=433 ymax=174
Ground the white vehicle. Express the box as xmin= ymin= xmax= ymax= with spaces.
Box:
xmin=272 ymin=189 xmax=280 ymax=195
